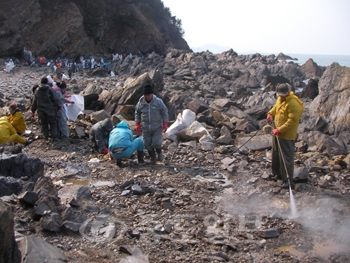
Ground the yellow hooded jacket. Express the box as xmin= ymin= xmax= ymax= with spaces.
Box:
xmin=268 ymin=91 xmax=304 ymax=140
xmin=0 ymin=117 xmax=26 ymax=144
xmin=9 ymin=111 xmax=26 ymax=134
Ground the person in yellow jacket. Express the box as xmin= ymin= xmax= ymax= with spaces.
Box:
xmin=8 ymin=103 xmax=26 ymax=134
xmin=266 ymin=83 xmax=304 ymax=189
xmin=0 ymin=117 xmax=32 ymax=146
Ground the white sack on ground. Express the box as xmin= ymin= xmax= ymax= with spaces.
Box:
xmin=165 ymin=109 xmax=196 ymax=141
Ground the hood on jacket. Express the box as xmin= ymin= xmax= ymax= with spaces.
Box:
xmin=116 ymin=120 xmax=129 ymax=129
xmin=0 ymin=116 xmax=9 ymax=124
xmin=39 ymin=84 xmax=50 ymax=91
xmin=101 ymin=118 xmax=113 ymax=131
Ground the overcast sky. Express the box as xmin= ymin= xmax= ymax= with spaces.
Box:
xmin=161 ymin=0 xmax=350 ymax=55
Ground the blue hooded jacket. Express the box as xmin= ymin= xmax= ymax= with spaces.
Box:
xmin=108 ymin=120 xmax=133 ymax=150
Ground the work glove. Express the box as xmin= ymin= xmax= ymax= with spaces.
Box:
xmin=135 ymin=122 xmax=141 ymax=134
xmin=66 ymin=100 xmax=74 ymax=104
xmin=103 ymin=147 xmax=109 ymax=154
xmin=266 ymin=114 xmax=273 ymax=123
xmin=272 ymin=128 xmax=280 ymax=136
xmin=162 ymin=122 xmax=168 ymax=133
xmin=31 ymin=111 xmax=35 ymax=118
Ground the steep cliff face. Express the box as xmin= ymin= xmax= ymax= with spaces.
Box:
xmin=0 ymin=0 xmax=189 ymax=59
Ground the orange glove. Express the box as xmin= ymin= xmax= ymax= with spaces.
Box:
xmin=267 ymin=114 xmax=273 ymax=123
xmin=136 ymin=122 xmax=141 ymax=134
xmin=162 ymin=122 xmax=168 ymax=133
xmin=103 ymin=148 xmax=109 ymax=154
xmin=272 ymin=128 xmax=280 ymax=136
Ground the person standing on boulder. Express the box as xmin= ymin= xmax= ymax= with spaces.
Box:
xmin=266 ymin=83 xmax=304 ymax=189
xmin=135 ymin=83 xmax=169 ymax=164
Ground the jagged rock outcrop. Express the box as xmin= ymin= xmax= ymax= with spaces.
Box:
xmin=277 ymin=52 xmax=296 ymax=61
xmin=309 ymin=63 xmax=350 ymax=134
xmin=301 ymin=78 xmax=319 ymax=99
xmin=0 ymin=202 xmax=20 ymax=263
xmin=301 ymin=58 xmax=324 ymax=78
xmin=0 ymin=0 xmax=189 ymax=58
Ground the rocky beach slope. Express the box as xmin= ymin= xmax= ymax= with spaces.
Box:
xmin=0 ymin=50 xmax=350 ymax=263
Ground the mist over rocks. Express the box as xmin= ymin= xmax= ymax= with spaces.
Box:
xmin=0 ymin=49 xmax=350 ymax=262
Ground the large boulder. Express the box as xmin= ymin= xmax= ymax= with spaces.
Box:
xmin=309 ymin=63 xmax=350 ymax=134
xmin=0 ymin=201 xmax=20 ymax=263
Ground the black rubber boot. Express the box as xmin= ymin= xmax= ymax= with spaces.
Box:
xmin=116 ymin=159 xmax=122 ymax=167
xmin=148 ymin=149 xmax=156 ymax=164
xmin=156 ymin=148 xmax=163 ymax=161
xmin=137 ymin=151 xmax=145 ymax=163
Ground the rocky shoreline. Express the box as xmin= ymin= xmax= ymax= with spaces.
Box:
xmin=0 ymin=50 xmax=350 ymax=263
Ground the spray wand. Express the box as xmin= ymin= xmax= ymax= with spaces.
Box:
xmin=265 ymin=117 xmax=293 ymax=190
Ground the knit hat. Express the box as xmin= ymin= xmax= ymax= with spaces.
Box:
xmin=143 ymin=84 xmax=153 ymax=95
xmin=276 ymin=83 xmax=291 ymax=96
xmin=9 ymin=103 xmax=17 ymax=111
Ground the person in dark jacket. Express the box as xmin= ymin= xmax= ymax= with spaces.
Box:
xmin=135 ymin=84 xmax=169 ymax=164
xmin=108 ymin=120 xmax=145 ymax=166
xmin=89 ymin=118 xmax=114 ymax=154
xmin=31 ymin=77 xmax=61 ymax=141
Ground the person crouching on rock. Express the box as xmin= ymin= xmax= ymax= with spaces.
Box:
xmin=89 ymin=118 xmax=114 ymax=155
xmin=0 ymin=117 xmax=32 ymax=146
xmin=8 ymin=103 xmax=26 ymax=135
xmin=108 ymin=120 xmax=145 ymax=167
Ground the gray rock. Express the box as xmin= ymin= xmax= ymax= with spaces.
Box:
xmin=258 ymin=228 xmax=280 ymax=238
xmin=62 ymin=220 xmax=81 ymax=233
xmin=235 ymin=134 xmax=272 ymax=151
xmin=0 ymin=176 xmax=22 ymax=197
xmin=41 ymin=212 xmax=63 ymax=232
xmin=18 ymin=191 xmax=38 ymax=206
xmin=131 ymin=184 xmax=143 ymax=195
xmin=68 ymin=197 xmax=80 ymax=208
xmin=34 ymin=195 xmax=59 ymax=220
xmin=294 ymin=167 xmax=310 ymax=181
xmin=90 ymin=110 xmax=110 ymax=123
xmin=309 ymin=63 xmax=350 ymax=133
xmin=18 ymin=235 xmax=66 ymax=263
xmin=0 ymin=201 xmax=20 ymax=263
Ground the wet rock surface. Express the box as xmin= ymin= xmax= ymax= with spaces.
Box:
xmin=0 ymin=56 xmax=350 ymax=262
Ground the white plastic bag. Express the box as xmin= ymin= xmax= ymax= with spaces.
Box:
xmin=165 ymin=113 xmax=187 ymax=141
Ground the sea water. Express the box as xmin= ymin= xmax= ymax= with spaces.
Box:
xmin=286 ymin=53 xmax=350 ymax=67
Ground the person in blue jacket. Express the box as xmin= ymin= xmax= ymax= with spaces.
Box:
xmin=108 ymin=120 xmax=145 ymax=166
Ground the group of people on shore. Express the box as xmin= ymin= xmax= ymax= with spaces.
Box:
xmin=0 ymin=66 xmax=75 ymax=146
xmin=30 ymin=72 xmax=74 ymax=142
xmin=89 ymin=83 xmax=169 ymax=166
xmin=21 ymin=47 xmax=143 ymax=78
xmin=1 ymin=63 xmax=303 ymax=185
